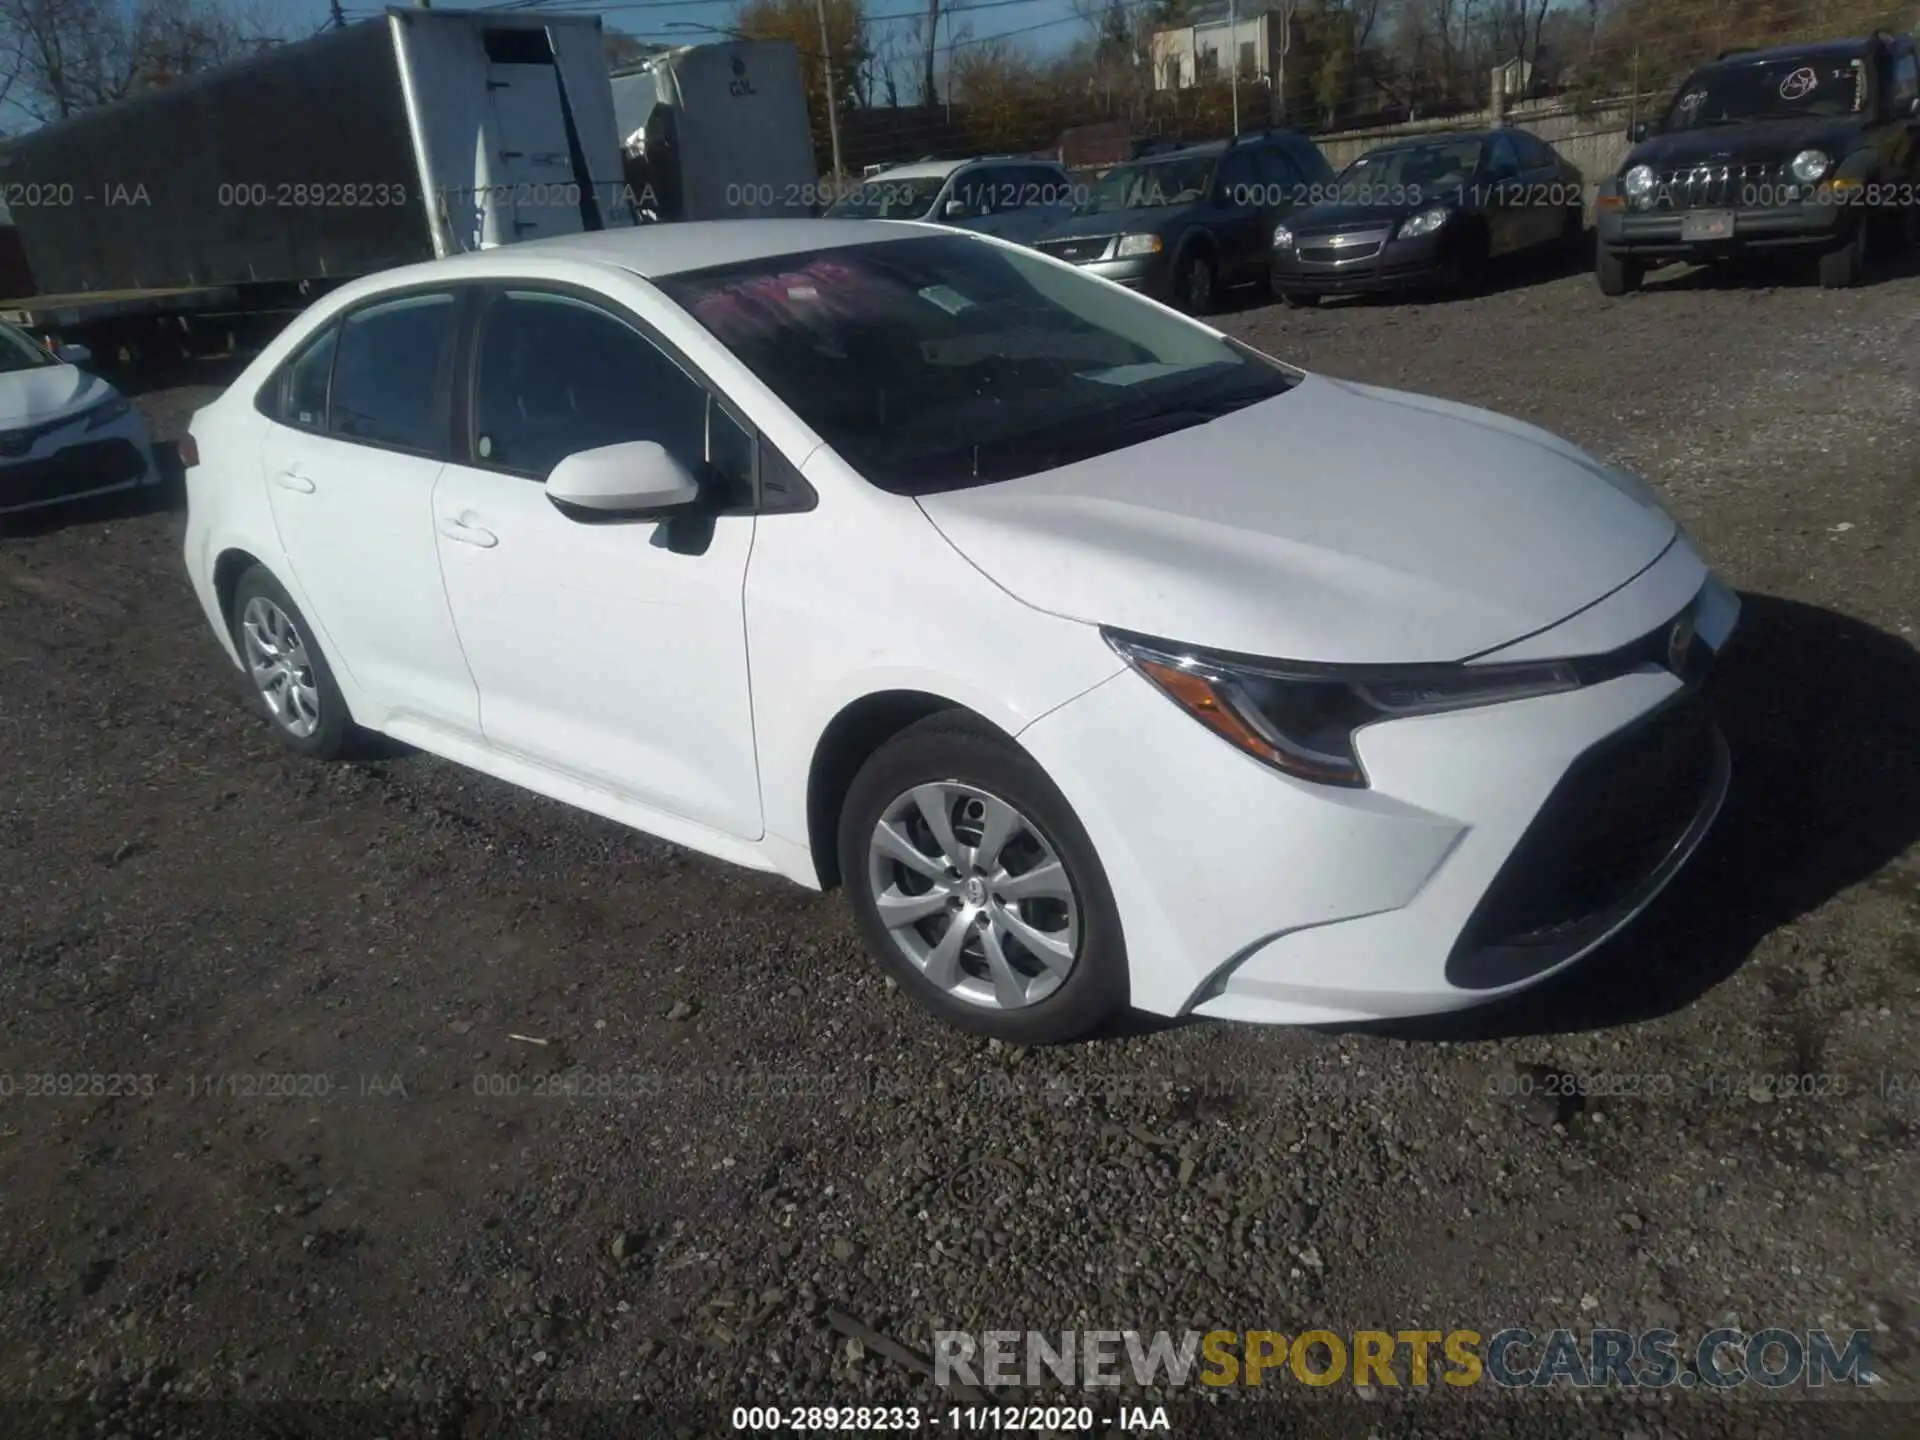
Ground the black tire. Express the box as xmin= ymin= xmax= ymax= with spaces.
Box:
xmin=228 ymin=564 xmax=356 ymax=761
xmin=1174 ymin=249 xmax=1216 ymax=315
xmin=838 ymin=712 xmax=1129 ymax=1045
xmin=1279 ymin=290 xmax=1321 ymax=309
xmin=1440 ymin=223 xmax=1489 ymax=296
xmin=1596 ymin=242 xmax=1642 ymax=296
xmin=1818 ymin=221 xmax=1866 ymax=289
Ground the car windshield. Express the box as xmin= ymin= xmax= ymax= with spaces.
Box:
xmin=0 ymin=322 xmax=56 ymax=373
xmin=1338 ymin=139 xmax=1483 ymax=193
xmin=657 ymin=234 xmax=1298 ymax=495
xmin=824 ymin=175 xmax=947 ymax=220
xmin=1073 ymin=154 xmax=1217 ymax=215
xmin=1664 ymin=54 xmax=1866 ymax=128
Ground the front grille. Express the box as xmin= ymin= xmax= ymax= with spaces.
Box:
xmin=1446 ymin=687 xmax=1724 ymax=989
xmin=1036 ymin=235 xmax=1114 ymax=264
xmin=1650 ymin=161 xmax=1777 ymax=210
xmin=0 ymin=438 xmax=147 ymax=507
xmin=1296 ymin=227 xmax=1390 ymax=263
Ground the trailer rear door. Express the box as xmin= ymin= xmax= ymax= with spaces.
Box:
xmin=391 ymin=11 xmax=634 ymax=256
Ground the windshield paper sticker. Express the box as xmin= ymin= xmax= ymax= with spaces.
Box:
xmin=1778 ymin=66 xmax=1818 ymax=100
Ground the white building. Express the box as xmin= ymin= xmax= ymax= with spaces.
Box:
xmin=1148 ymin=3 xmax=1294 ymax=93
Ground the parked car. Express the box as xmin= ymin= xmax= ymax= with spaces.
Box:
xmin=182 ymin=220 xmax=1738 ymax=1045
xmin=1271 ymin=128 xmax=1585 ymax=306
xmin=1030 ymin=130 xmax=1335 ymax=313
xmin=1595 ymin=32 xmax=1920 ymax=293
xmin=0 ymin=322 xmax=158 ymax=519
xmin=823 ymin=157 xmax=1075 ymax=244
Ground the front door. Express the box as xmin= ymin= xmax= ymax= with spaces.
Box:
xmin=431 ymin=286 xmax=764 ymax=841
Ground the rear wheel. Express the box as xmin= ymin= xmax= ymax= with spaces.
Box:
xmin=1596 ymin=243 xmax=1642 ymax=296
xmin=229 ymin=565 xmax=355 ymax=760
xmin=839 ymin=713 xmax=1128 ymax=1045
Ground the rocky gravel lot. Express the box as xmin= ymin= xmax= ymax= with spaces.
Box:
xmin=2 ymin=257 xmax=1918 ymax=1440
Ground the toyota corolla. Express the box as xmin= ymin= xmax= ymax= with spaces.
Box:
xmin=181 ymin=219 xmax=1737 ymax=1044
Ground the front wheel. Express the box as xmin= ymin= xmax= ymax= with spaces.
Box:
xmin=1440 ymin=224 xmax=1489 ymax=296
xmin=839 ymin=713 xmax=1128 ymax=1044
xmin=1175 ymin=251 xmax=1216 ymax=315
xmin=1596 ymin=243 xmax=1643 ymax=296
xmin=1817 ymin=221 xmax=1866 ymax=289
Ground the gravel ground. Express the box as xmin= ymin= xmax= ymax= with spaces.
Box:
xmin=1 ymin=256 xmax=1918 ymax=1440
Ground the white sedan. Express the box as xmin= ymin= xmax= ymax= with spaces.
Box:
xmin=181 ymin=219 xmax=1737 ymax=1044
xmin=0 ymin=325 xmax=159 ymax=518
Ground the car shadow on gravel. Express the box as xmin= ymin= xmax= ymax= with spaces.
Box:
xmin=1350 ymin=592 xmax=1920 ymax=1043
xmin=1637 ymin=241 xmax=1920 ymax=293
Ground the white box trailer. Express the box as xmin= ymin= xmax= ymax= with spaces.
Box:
xmin=0 ymin=8 xmax=636 ymax=356
xmin=611 ymin=40 xmax=818 ymax=221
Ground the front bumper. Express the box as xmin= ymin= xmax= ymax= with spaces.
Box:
xmin=1271 ymin=227 xmax=1446 ymax=295
xmin=0 ymin=410 xmax=158 ymax=516
xmin=1017 ymin=548 xmax=1740 ymax=1024
xmin=1070 ymin=253 xmax=1172 ymax=297
xmin=1597 ymin=199 xmax=1852 ymax=259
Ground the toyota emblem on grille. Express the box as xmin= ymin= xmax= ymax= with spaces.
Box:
xmin=1667 ymin=615 xmax=1696 ymax=675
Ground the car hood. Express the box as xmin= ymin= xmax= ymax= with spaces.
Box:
xmin=915 ymin=373 xmax=1678 ymax=665
xmin=1626 ymin=115 xmax=1869 ymax=171
xmin=0 ymin=364 xmax=109 ymax=427
xmin=1288 ymin=196 xmax=1432 ymax=233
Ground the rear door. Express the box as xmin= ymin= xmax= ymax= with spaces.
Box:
xmin=258 ymin=290 xmax=480 ymax=733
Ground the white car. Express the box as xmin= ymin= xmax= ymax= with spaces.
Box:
xmin=181 ymin=219 xmax=1737 ymax=1044
xmin=0 ymin=325 xmax=159 ymax=518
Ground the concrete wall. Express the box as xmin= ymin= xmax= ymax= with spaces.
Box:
xmin=1312 ymin=90 xmax=1654 ymax=220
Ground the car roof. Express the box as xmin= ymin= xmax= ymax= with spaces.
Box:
xmin=1711 ymin=38 xmax=1869 ymax=66
xmin=406 ymin=219 xmax=942 ymax=284
xmin=863 ymin=159 xmax=967 ymax=181
xmin=1365 ymin=131 xmax=1493 ymax=153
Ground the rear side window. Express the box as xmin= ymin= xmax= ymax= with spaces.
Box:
xmin=328 ymin=291 xmax=457 ymax=453
xmin=1511 ymin=132 xmax=1556 ymax=169
xmin=277 ymin=326 xmax=337 ymax=431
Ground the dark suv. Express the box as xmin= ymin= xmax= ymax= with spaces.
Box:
xmin=1595 ymin=32 xmax=1920 ymax=292
xmin=1031 ymin=130 xmax=1334 ymax=314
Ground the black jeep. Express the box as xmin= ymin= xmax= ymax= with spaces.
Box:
xmin=1595 ymin=32 xmax=1920 ymax=292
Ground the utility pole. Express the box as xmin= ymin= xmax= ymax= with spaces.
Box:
xmin=816 ymin=0 xmax=845 ymax=181
xmin=329 ymin=0 xmax=345 ymax=26
xmin=1229 ymin=0 xmax=1240 ymax=135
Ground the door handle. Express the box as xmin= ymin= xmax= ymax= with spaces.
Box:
xmin=438 ymin=514 xmax=498 ymax=549
xmin=272 ymin=468 xmax=315 ymax=494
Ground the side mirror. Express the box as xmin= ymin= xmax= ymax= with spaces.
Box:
xmin=545 ymin=440 xmax=700 ymax=520
xmin=53 ymin=342 xmax=92 ymax=366
xmin=1628 ymin=120 xmax=1654 ymax=144
xmin=944 ymin=198 xmax=969 ymax=219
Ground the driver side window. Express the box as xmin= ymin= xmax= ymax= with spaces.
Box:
xmin=471 ymin=290 xmax=711 ymax=488
xmin=1487 ymin=134 xmax=1522 ymax=180
xmin=1894 ymin=47 xmax=1919 ymax=112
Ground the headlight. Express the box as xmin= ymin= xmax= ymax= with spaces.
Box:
xmin=1397 ymin=206 xmax=1452 ymax=239
xmin=1623 ymin=164 xmax=1657 ymax=204
xmin=1106 ymin=631 xmax=1581 ymax=788
xmin=1789 ymin=149 xmax=1831 ymax=184
xmin=1271 ymin=224 xmax=1294 ymax=250
xmin=83 ymin=394 xmax=132 ymax=431
xmin=1115 ymin=233 xmax=1163 ymax=257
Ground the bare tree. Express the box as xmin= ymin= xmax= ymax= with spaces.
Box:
xmin=0 ymin=0 xmax=273 ymax=124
